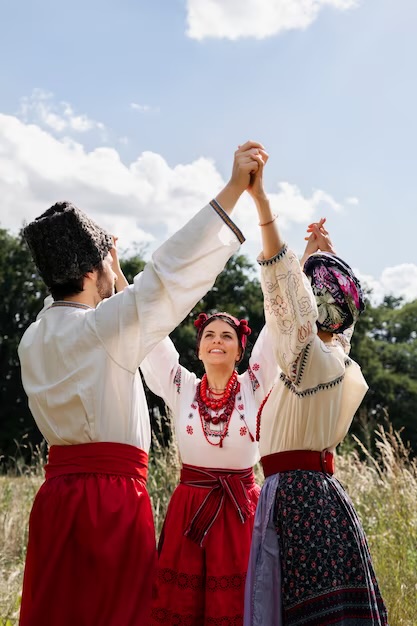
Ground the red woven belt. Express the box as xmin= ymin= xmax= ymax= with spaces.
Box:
xmin=45 ymin=442 xmax=148 ymax=482
xmin=261 ymin=449 xmax=335 ymax=478
xmin=180 ymin=464 xmax=256 ymax=546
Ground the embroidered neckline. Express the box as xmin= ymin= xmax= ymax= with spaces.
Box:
xmin=51 ymin=301 xmax=93 ymax=310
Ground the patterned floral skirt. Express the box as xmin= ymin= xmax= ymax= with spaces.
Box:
xmin=151 ymin=470 xmax=260 ymax=626
xmin=245 ymin=471 xmax=388 ymax=626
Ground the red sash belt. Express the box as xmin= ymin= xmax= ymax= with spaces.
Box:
xmin=180 ymin=464 xmax=256 ymax=546
xmin=45 ymin=442 xmax=148 ymax=482
xmin=261 ymin=449 xmax=335 ymax=478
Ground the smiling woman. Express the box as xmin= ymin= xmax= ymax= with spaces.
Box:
xmin=200 ymin=319 xmax=241 ymax=362
xmin=140 ymin=311 xmax=277 ymax=626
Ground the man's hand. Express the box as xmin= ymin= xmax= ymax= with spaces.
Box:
xmin=229 ymin=141 xmax=266 ymax=196
xmin=215 ymin=141 xmax=266 ymax=214
xmin=246 ymin=147 xmax=269 ymax=203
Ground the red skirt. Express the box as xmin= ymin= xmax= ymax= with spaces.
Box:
xmin=19 ymin=442 xmax=156 ymax=626
xmin=151 ymin=464 xmax=260 ymax=626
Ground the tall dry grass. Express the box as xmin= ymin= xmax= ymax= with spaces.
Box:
xmin=337 ymin=426 xmax=417 ymax=625
xmin=1 ymin=426 xmax=416 ymax=625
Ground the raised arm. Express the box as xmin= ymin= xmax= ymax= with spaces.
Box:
xmin=93 ymin=142 xmax=268 ymax=373
xmin=258 ymin=247 xmax=318 ymax=380
xmin=246 ymin=148 xmax=284 ymax=260
xmin=110 ymin=237 xmax=129 ymax=292
xmin=247 ymin=159 xmax=318 ymax=380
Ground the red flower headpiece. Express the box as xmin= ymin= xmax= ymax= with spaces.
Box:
xmin=194 ymin=312 xmax=252 ymax=350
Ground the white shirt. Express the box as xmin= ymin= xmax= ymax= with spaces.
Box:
xmin=258 ymin=244 xmax=368 ymax=458
xmin=18 ymin=204 xmax=243 ymax=452
xmin=140 ymin=326 xmax=277 ymax=469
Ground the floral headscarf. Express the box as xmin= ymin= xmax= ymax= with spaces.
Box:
xmin=303 ymin=252 xmax=365 ymax=334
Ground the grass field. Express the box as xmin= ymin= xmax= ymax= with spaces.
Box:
xmin=1 ymin=426 xmax=416 ymax=625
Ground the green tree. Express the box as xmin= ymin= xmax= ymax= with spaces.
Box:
xmin=119 ymin=251 xmax=146 ymax=282
xmin=350 ymin=296 xmax=417 ymax=452
xmin=5 ymin=225 xmax=416 ymax=460
xmin=170 ymin=253 xmax=264 ymax=377
xmin=0 ymin=228 xmax=48 ymax=461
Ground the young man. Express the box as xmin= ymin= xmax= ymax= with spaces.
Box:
xmin=18 ymin=141 xmax=266 ymax=626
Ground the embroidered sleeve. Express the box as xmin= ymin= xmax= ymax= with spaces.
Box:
xmin=140 ymin=336 xmax=196 ymax=413
xmin=244 ymin=325 xmax=279 ymax=399
xmin=258 ymin=244 xmax=318 ymax=381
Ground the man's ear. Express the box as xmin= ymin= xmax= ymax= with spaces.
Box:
xmin=83 ymin=270 xmax=97 ymax=289
xmin=84 ymin=270 xmax=96 ymax=281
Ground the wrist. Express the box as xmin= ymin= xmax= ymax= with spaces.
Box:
xmin=253 ymin=193 xmax=270 ymax=210
xmin=259 ymin=214 xmax=277 ymax=227
xmin=225 ymin=179 xmax=244 ymax=198
xmin=215 ymin=180 xmax=243 ymax=214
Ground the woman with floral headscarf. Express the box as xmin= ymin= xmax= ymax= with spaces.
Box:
xmin=140 ymin=311 xmax=277 ymax=626
xmin=243 ymin=154 xmax=388 ymax=625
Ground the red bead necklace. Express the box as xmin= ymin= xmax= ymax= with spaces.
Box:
xmin=196 ymin=371 xmax=240 ymax=448
xmin=255 ymin=388 xmax=273 ymax=441
xmin=199 ymin=371 xmax=238 ymax=411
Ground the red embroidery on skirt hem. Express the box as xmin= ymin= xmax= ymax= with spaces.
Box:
xmin=157 ymin=567 xmax=246 ymax=591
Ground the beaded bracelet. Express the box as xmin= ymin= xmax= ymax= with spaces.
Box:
xmin=259 ymin=214 xmax=277 ymax=227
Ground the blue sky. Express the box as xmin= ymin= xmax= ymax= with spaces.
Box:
xmin=1 ymin=0 xmax=416 ymax=302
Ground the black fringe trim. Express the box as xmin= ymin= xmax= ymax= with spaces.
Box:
xmin=280 ymin=370 xmax=347 ymax=397
xmin=294 ymin=342 xmax=312 ymax=386
xmin=257 ymin=243 xmax=288 ymax=266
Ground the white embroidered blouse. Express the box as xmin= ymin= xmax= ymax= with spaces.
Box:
xmin=257 ymin=244 xmax=368 ymax=458
xmin=18 ymin=203 xmax=244 ymax=453
xmin=140 ymin=326 xmax=277 ymax=469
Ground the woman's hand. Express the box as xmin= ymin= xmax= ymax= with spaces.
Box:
xmin=215 ymin=140 xmax=266 ymax=213
xmin=300 ymin=218 xmax=336 ymax=267
xmin=246 ymin=148 xmax=269 ymax=203
xmin=230 ymin=141 xmax=266 ymax=194
xmin=306 ymin=218 xmax=336 ymax=255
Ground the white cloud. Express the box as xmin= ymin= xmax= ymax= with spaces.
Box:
xmin=186 ymin=0 xmax=359 ymax=41
xmin=2 ymin=101 xmax=411 ymax=307
xmin=357 ymin=264 xmax=417 ymax=305
xmin=0 ymin=111 xmax=222 ymax=253
xmin=345 ymin=196 xmax=359 ymax=205
xmin=232 ymin=181 xmax=343 ymax=239
xmin=18 ymin=89 xmax=105 ymax=135
xmin=130 ymin=102 xmax=159 ymax=114
xmin=0 ymin=106 xmax=351 ymax=262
